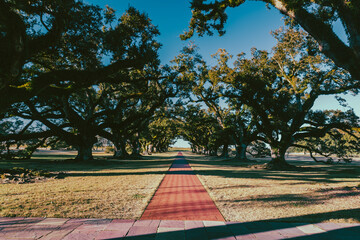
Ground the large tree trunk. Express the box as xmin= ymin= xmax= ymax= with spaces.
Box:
xmin=234 ymin=143 xmax=248 ymax=161
xmin=113 ymin=139 xmax=128 ymax=159
xmin=75 ymin=135 xmax=96 ymax=161
xmin=267 ymin=146 xmax=293 ymax=170
xmin=204 ymin=148 xmax=209 ymax=155
xmin=191 ymin=147 xmax=196 ymax=153
xmin=76 ymin=143 xmax=93 ymax=161
xmin=131 ymin=139 xmax=141 ymax=158
xmin=209 ymin=148 xmax=218 ymax=156
xmin=220 ymin=143 xmax=229 ymax=157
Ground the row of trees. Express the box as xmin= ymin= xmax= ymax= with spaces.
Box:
xmin=178 ymin=0 xmax=360 ymax=168
xmin=176 ymin=27 xmax=360 ymax=168
xmin=1 ymin=1 xmax=359 ymax=169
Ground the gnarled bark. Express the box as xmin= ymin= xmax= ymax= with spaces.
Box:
xmin=266 ymin=146 xmax=294 ymax=170
xmin=75 ymin=144 xmax=93 ymax=161
xmin=74 ymin=135 xmax=96 ymax=161
xmin=113 ymin=139 xmax=129 ymax=159
xmin=220 ymin=143 xmax=229 ymax=157
xmin=234 ymin=143 xmax=248 ymax=161
xmin=130 ymin=138 xmax=141 ymax=158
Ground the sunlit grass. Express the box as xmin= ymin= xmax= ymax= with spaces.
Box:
xmin=185 ymin=152 xmax=360 ymax=223
xmin=0 ymin=151 xmax=174 ymax=219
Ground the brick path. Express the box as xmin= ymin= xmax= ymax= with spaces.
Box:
xmin=141 ymin=152 xmax=224 ymax=221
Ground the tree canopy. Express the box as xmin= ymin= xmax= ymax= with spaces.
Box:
xmin=176 ymin=27 xmax=360 ymax=168
xmin=0 ymin=1 xmax=161 ymax=112
xmin=183 ymin=0 xmax=360 ymax=81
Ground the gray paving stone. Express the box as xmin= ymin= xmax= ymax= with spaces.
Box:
xmin=315 ymin=223 xmax=345 ymax=231
xmin=104 ymin=219 xmax=134 ymax=232
xmin=184 ymin=220 xmax=204 ymax=230
xmin=133 ymin=220 xmax=160 ymax=227
xmin=39 ymin=222 xmax=82 ymax=240
xmin=203 ymin=220 xmax=226 ymax=227
xmin=269 ymin=222 xmax=307 ymax=237
xmin=126 ymin=226 xmax=158 ymax=237
xmin=297 ymin=224 xmax=326 ymax=234
xmin=159 ymin=220 xmax=185 ymax=228
xmin=95 ymin=230 xmax=130 ymax=240
xmin=11 ymin=224 xmax=59 ymax=239
xmin=253 ymin=230 xmax=285 ymax=240
xmin=62 ymin=231 xmax=100 ymax=240
xmin=35 ymin=218 xmax=69 ymax=226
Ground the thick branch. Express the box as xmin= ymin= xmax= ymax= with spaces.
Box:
xmin=294 ymin=122 xmax=352 ymax=140
xmin=271 ymin=0 xmax=360 ymax=79
xmin=291 ymin=143 xmax=330 ymax=163
xmin=0 ymin=130 xmax=54 ymax=141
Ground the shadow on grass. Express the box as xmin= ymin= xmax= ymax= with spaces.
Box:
xmin=216 ymin=185 xmax=360 ymax=208
xmin=0 ymin=153 xmax=176 ymax=173
xmin=185 ymin=153 xmax=360 ymax=184
xmin=2 ymin=151 xmax=359 ymax=185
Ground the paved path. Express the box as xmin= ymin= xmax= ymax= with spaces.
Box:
xmin=1 ymin=217 xmax=359 ymax=239
xmin=141 ymin=152 xmax=224 ymax=221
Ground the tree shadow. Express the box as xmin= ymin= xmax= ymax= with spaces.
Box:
xmin=0 ymin=154 xmax=176 ymax=173
xmin=185 ymin=152 xmax=360 ymax=185
xmin=216 ymin=185 xmax=360 ymax=208
xmin=6 ymin=151 xmax=355 ymax=187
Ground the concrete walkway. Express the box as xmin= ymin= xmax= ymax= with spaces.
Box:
xmin=1 ymin=217 xmax=360 ymax=239
xmin=141 ymin=152 xmax=224 ymax=221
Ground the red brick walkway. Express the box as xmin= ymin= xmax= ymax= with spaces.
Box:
xmin=141 ymin=152 xmax=225 ymax=221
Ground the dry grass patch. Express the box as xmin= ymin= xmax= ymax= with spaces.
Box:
xmin=0 ymin=151 xmax=175 ymax=219
xmin=185 ymin=152 xmax=360 ymax=223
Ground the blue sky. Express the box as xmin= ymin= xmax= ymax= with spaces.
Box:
xmin=86 ymin=0 xmax=359 ymax=147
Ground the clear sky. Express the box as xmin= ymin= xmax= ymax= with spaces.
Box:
xmin=86 ymin=0 xmax=359 ymax=148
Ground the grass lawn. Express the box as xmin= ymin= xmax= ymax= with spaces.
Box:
xmin=185 ymin=152 xmax=360 ymax=223
xmin=0 ymin=150 xmax=174 ymax=219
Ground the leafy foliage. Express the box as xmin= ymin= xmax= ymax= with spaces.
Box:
xmin=0 ymin=1 xmax=161 ymax=112
xmin=184 ymin=0 xmax=360 ymax=80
